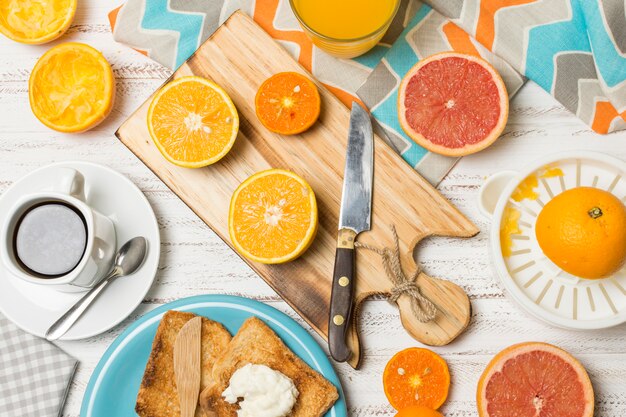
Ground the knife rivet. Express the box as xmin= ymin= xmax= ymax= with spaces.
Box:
xmin=339 ymin=276 xmax=349 ymax=287
xmin=333 ymin=315 xmax=345 ymax=326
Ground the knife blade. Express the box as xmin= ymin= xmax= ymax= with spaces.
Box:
xmin=328 ymin=102 xmax=374 ymax=362
xmin=174 ymin=316 xmax=202 ymax=417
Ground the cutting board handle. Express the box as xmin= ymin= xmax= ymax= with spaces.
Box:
xmin=398 ymin=235 xmax=472 ymax=346
xmin=398 ymin=279 xmax=471 ymax=346
xmin=346 ymin=229 xmax=473 ymax=368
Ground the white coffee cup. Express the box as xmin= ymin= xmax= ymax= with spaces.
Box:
xmin=0 ymin=168 xmax=116 ymax=291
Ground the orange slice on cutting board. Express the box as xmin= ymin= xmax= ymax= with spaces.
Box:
xmin=229 ymin=169 xmax=318 ymax=264
xmin=0 ymin=0 xmax=76 ymax=44
xmin=29 ymin=42 xmax=114 ymax=133
xmin=255 ymin=72 xmax=321 ymax=135
xmin=147 ymin=76 xmax=239 ymax=168
xmin=383 ymin=348 xmax=451 ymax=410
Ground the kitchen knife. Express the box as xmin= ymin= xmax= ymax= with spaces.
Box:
xmin=174 ymin=316 xmax=202 ymax=417
xmin=328 ymin=102 xmax=374 ymax=362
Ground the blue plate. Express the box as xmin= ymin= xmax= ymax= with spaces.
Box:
xmin=81 ymin=295 xmax=347 ymax=417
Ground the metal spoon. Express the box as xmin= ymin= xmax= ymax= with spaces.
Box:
xmin=45 ymin=237 xmax=148 ymax=341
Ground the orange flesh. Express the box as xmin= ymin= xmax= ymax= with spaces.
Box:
xmin=541 ymin=167 xmax=564 ymax=178
xmin=402 ymin=57 xmax=501 ymax=148
xmin=511 ymin=167 xmax=564 ymax=202
xmin=230 ymin=172 xmax=316 ymax=260
xmin=255 ymin=72 xmax=320 ymax=135
xmin=150 ymin=79 xmax=237 ymax=164
xmin=511 ymin=174 xmax=539 ymax=202
xmin=395 ymin=406 xmax=444 ymax=417
xmin=0 ymin=0 xmax=74 ymax=42
xmin=500 ymin=206 xmax=521 ymax=257
xmin=29 ymin=43 xmax=113 ymax=132
xmin=383 ymin=348 xmax=450 ymax=410
xmin=483 ymin=350 xmax=590 ymax=416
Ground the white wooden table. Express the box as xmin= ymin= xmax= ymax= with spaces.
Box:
xmin=1 ymin=2 xmax=625 ymax=416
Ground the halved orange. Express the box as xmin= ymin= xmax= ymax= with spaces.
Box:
xmin=255 ymin=72 xmax=321 ymax=135
xmin=383 ymin=348 xmax=450 ymax=411
xmin=147 ymin=76 xmax=239 ymax=168
xmin=0 ymin=0 xmax=76 ymax=44
xmin=229 ymin=169 xmax=318 ymax=264
xmin=29 ymin=42 xmax=114 ymax=133
xmin=395 ymin=406 xmax=444 ymax=417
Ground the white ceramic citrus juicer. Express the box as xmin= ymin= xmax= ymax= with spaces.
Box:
xmin=479 ymin=151 xmax=626 ymax=330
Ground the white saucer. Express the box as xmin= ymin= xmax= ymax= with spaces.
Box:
xmin=0 ymin=162 xmax=160 ymax=340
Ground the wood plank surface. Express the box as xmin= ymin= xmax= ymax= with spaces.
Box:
xmin=1 ymin=1 xmax=626 ymax=416
xmin=115 ymin=12 xmax=479 ymax=367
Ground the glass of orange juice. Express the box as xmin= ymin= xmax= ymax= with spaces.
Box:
xmin=290 ymin=0 xmax=400 ymax=59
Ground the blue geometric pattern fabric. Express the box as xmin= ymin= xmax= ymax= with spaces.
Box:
xmin=109 ymin=0 xmax=626 ymax=184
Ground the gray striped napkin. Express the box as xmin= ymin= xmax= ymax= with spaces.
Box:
xmin=0 ymin=314 xmax=78 ymax=417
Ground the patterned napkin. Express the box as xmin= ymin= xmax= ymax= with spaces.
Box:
xmin=358 ymin=3 xmax=526 ymax=182
xmin=359 ymin=0 xmax=626 ymax=181
xmin=108 ymin=0 xmax=626 ymax=184
xmin=0 ymin=314 xmax=78 ymax=417
xmin=107 ymin=0 xmax=408 ymax=105
xmin=107 ymin=0 xmax=453 ymax=182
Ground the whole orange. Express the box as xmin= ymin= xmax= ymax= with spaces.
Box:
xmin=395 ymin=406 xmax=444 ymax=417
xmin=535 ymin=187 xmax=626 ymax=279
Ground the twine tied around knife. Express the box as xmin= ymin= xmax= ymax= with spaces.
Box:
xmin=354 ymin=225 xmax=437 ymax=323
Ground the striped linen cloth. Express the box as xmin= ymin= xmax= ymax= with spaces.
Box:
xmin=108 ymin=0 xmax=626 ymax=184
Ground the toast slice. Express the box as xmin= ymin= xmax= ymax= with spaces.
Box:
xmin=199 ymin=317 xmax=339 ymax=417
xmin=136 ymin=310 xmax=232 ymax=417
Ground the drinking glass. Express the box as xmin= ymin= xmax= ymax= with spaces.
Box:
xmin=290 ymin=0 xmax=400 ymax=59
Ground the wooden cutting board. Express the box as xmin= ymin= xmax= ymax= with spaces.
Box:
xmin=116 ymin=11 xmax=479 ymax=368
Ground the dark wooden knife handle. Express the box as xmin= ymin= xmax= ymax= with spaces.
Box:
xmin=329 ymin=229 xmax=357 ymax=362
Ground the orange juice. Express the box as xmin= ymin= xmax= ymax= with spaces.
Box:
xmin=290 ymin=0 xmax=399 ymax=58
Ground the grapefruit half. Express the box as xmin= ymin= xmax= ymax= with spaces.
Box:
xmin=477 ymin=342 xmax=594 ymax=417
xmin=398 ymin=52 xmax=508 ymax=157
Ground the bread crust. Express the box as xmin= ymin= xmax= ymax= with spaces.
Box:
xmin=199 ymin=317 xmax=339 ymax=417
xmin=135 ymin=311 xmax=232 ymax=417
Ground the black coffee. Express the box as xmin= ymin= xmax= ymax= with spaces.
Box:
xmin=13 ymin=202 xmax=88 ymax=278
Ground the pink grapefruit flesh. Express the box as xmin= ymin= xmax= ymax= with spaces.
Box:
xmin=477 ymin=342 xmax=594 ymax=417
xmin=398 ymin=52 xmax=508 ymax=157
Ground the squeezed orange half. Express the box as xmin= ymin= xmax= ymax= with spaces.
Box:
xmin=29 ymin=43 xmax=114 ymax=133
xmin=0 ymin=0 xmax=76 ymax=44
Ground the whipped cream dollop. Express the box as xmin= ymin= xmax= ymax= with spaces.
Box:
xmin=222 ymin=363 xmax=299 ymax=417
